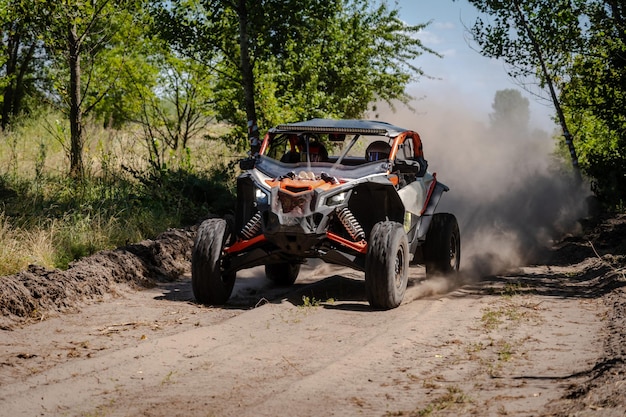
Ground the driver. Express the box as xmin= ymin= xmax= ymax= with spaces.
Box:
xmin=303 ymin=141 xmax=328 ymax=162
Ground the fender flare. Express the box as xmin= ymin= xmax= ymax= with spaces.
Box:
xmin=415 ymin=180 xmax=449 ymax=242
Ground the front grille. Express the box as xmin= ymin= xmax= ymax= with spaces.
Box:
xmin=275 ymin=190 xmax=313 ymax=217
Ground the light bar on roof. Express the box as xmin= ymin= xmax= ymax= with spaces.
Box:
xmin=274 ymin=124 xmax=388 ymax=135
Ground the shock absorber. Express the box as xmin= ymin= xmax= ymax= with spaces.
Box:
xmin=240 ymin=212 xmax=262 ymax=239
xmin=337 ymin=208 xmax=365 ymax=241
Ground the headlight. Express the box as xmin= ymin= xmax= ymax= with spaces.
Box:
xmin=326 ymin=191 xmax=347 ymax=206
xmin=255 ymin=187 xmax=269 ymax=205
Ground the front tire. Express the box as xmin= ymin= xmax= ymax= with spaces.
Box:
xmin=192 ymin=218 xmax=236 ymax=305
xmin=365 ymin=221 xmax=409 ymax=310
xmin=423 ymin=213 xmax=460 ymax=276
xmin=265 ymin=262 xmax=301 ymax=286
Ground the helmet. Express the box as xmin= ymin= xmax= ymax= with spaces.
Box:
xmin=366 ymin=141 xmax=391 ymax=161
xmin=303 ymin=141 xmax=328 ymax=162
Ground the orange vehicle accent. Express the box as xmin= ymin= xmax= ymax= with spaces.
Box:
xmin=390 ymin=131 xmax=424 ymax=160
xmin=225 ymin=234 xmax=266 ymax=254
xmin=326 ymin=231 xmax=368 ymax=254
xmin=411 ymin=132 xmax=425 ymax=158
xmin=265 ymin=178 xmax=339 ymax=192
xmin=259 ymin=132 xmax=272 ymax=155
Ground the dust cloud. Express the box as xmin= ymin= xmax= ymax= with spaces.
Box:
xmin=372 ymin=93 xmax=590 ymax=281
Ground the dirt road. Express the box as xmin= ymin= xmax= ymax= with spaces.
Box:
xmin=1 ymin=216 xmax=625 ymax=417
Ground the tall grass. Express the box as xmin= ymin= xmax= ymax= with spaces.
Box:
xmin=0 ymin=213 xmax=50 ymax=275
xmin=0 ymin=111 xmax=240 ymax=275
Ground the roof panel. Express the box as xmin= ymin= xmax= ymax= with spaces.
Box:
xmin=271 ymin=118 xmax=410 ymax=137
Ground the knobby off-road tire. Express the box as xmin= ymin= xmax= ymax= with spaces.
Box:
xmin=265 ymin=263 xmax=301 ymax=286
xmin=365 ymin=221 xmax=409 ymax=310
xmin=422 ymin=213 xmax=460 ymax=277
xmin=192 ymin=218 xmax=236 ymax=305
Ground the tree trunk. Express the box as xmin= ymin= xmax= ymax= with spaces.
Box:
xmin=2 ymin=29 xmax=20 ymax=130
xmin=513 ymin=0 xmax=582 ymax=185
xmin=68 ymin=23 xmax=84 ymax=179
xmin=12 ymin=43 xmax=36 ymax=124
xmin=237 ymin=0 xmax=260 ymax=154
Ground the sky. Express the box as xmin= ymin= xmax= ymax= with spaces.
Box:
xmin=392 ymin=0 xmax=556 ymax=132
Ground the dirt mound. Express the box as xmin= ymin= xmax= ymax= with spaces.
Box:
xmin=0 ymin=228 xmax=195 ymax=329
xmin=549 ymin=213 xmax=626 ymax=266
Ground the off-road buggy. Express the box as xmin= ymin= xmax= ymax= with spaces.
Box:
xmin=192 ymin=119 xmax=460 ymax=309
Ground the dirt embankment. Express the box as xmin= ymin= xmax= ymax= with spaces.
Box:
xmin=0 ymin=227 xmax=195 ymax=330
xmin=0 ymin=214 xmax=624 ymax=416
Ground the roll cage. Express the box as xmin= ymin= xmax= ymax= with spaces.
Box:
xmin=258 ymin=118 xmax=426 ymax=171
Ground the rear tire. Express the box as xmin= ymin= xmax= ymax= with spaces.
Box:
xmin=423 ymin=213 xmax=460 ymax=277
xmin=192 ymin=218 xmax=236 ymax=305
xmin=365 ymin=221 xmax=409 ymax=310
xmin=265 ymin=262 xmax=301 ymax=286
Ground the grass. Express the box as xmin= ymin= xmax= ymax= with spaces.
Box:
xmin=385 ymin=386 xmax=472 ymax=416
xmin=0 ymin=111 xmax=239 ymax=275
xmin=300 ymin=295 xmax=322 ymax=307
xmin=480 ymin=300 xmax=540 ymax=332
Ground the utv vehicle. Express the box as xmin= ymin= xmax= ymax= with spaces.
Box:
xmin=192 ymin=119 xmax=460 ymax=310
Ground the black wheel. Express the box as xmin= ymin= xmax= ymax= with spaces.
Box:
xmin=365 ymin=221 xmax=409 ymax=310
xmin=192 ymin=218 xmax=236 ymax=305
xmin=265 ymin=262 xmax=301 ymax=286
xmin=422 ymin=213 xmax=460 ymax=276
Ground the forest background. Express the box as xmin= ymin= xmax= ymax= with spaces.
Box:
xmin=0 ymin=0 xmax=624 ymax=276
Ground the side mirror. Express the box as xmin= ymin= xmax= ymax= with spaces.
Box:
xmin=239 ymin=158 xmax=256 ymax=170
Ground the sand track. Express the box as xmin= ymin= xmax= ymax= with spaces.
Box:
xmin=0 ymin=215 xmax=624 ymax=416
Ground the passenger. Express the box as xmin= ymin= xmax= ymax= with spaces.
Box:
xmin=366 ymin=141 xmax=391 ymax=161
xmin=281 ymin=150 xmax=300 ymax=163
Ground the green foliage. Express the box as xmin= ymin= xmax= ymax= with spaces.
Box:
xmin=90 ymin=11 xmax=161 ymax=129
xmin=152 ymin=0 xmax=436 ymax=148
xmin=5 ymin=0 xmax=441 ymax=166
xmin=462 ymin=0 xmax=582 ymax=83
xmin=559 ymin=1 xmax=626 ymax=206
xmin=131 ymin=49 xmax=219 ymax=168
xmin=561 ymin=107 xmax=626 ymax=206
xmin=0 ymin=0 xmax=49 ymax=129
xmin=300 ymin=295 xmax=322 ymax=308
xmin=570 ymin=1 xmax=626 ymax=136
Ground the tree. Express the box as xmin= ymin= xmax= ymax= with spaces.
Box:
xmin=152 ymin=0 xmax=436 ymax=149
xmin=458 ymin=0 xmax=583 ymax=183
xmin=567 ymin=1 xmax=626 ymax=138
xmin=489 ymin=88 xmax=530 ymax=133
xmin=0 ymin=0 xmax=47 ymax=130
xmin=42 ymin=0 xmax=143 ymax=179
xmin=560 ymin=2 xmax=626 ymax=203
xmin=130 ymin=50 xmax=218 ymax=172
xmin=559 ymin=4 xmax=626 ymax=201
